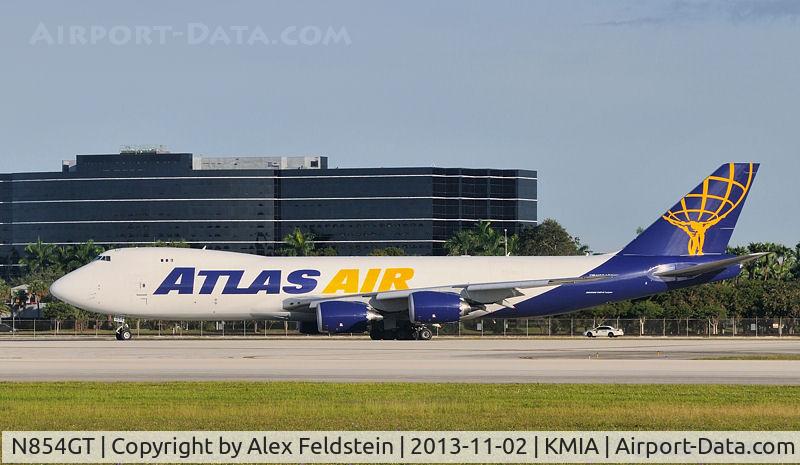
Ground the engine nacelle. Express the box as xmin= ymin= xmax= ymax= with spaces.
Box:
xmin=408 ymin=291 xmax=469 ymax=323
xmin=316 ymin=301 xmax=382 ymax=334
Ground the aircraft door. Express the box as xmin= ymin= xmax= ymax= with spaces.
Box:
xmin=134 ymin=275 xmax=149 ymax=306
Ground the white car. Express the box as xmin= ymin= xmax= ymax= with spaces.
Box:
xmin=585 ymin=325 xmax=624 ymax=338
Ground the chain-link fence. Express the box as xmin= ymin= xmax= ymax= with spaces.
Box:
xmin=0 ymin=318 xmax=798 ymax=338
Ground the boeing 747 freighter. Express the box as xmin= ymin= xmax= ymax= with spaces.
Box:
xmin=51 ymin=163 xmax=765 ymax=341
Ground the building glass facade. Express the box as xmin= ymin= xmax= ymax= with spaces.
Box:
xmin=0 ymin=152 xmax=537 ymax=275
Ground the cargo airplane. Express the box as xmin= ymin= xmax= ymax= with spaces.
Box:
xmin=51 ymin=163 xmax=765 ymax=341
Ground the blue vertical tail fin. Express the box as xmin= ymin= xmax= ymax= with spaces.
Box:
xmin=620 ymin=162 xmax=759 ymax=257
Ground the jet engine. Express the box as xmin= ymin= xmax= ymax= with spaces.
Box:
xmin=316 ymin=301 xmax=383 ymax=334
xmin=408 ymin=291 xmax=471 ymax=323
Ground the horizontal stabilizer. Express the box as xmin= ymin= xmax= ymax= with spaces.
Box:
xmin=653 ymin=252 xmax=769 ymax=278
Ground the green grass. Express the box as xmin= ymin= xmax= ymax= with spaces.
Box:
xmin=1 ymin=382 xmax=800 ymax=431
xmin=695 ymin=354 xmax=800 ymax=361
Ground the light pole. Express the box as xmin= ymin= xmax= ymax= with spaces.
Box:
xmin=503 ymin=228 xmax=508 ymax=256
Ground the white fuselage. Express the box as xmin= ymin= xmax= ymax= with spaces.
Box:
xmin=50 ymin=247 xmax=613 ymax=320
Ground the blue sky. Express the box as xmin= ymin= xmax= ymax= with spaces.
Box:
xmin=1 ymin=0 xmax=798 ymax=252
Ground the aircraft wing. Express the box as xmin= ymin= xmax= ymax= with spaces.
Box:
xmin=653 ymin=253 xmax=769 ymax=278
xmin=282 ymin=273 xmax=614 ymax=312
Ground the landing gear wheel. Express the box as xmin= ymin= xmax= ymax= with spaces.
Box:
xmin=115 ymin=325 xmax=132 ymax=341
xmin=369 ymin=326 xmax=384 ymax=340
xmin=417 ymin=327 xmax=433 ymax=341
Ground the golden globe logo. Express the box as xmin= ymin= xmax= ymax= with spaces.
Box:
xmin=662 ymin=163 xmax=754 ymax=256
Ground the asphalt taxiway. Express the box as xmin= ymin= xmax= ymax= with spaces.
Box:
xmin=1 ymin=338 xmax=799 ymax=383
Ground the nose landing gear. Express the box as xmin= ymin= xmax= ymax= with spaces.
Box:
xmin=115 ymin=325 xmax=132 ymax=341
xmin=114 ymin=317 xmax=132 ymax=341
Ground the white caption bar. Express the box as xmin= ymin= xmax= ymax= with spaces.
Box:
xmin=3 ymin=431 xmax=800 ymax=463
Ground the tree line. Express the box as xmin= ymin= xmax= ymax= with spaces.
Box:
xmin=1 ymin=222 xmax=798 ymax=325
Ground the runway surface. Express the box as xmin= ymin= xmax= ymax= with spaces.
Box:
xmin=1 ymin=338 xmax=800 ymax=383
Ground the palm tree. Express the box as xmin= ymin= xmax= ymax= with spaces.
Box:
xmin=19 ymin=239 xmax=58 ymax=273
xmin=445 ymin=229 xmax=477 ymax=256
xmin=745 ymin=242 xmax=793 ymax=281
xmin=27 ymin=279 xmax=49 ymax=311
xmin=281 ymin=228 xmax=316 ymax=256
xmin=773 ymin=244 xmax=796 ymax=280
xmin=505 ymin=234 xmax=519 ymax=256
xmin=55 ymin=245 xmax=79 ymax=272
xmin=11 ymin=288 xmax=29 ymax=329
xmin=71 ymin=241 xmax=104 ymax=270
xmin=49 ymin=241 xmax=105 ymax=273
xmin=475 ymin=221 xmax=504 ymax=256
xmin=445 ymin=221 xmax=516 ymax=256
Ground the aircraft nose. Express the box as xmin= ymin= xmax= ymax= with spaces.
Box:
xmin=50 ymin=272 xmax=87 ymax=307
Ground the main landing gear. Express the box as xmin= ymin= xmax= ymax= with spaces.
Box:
xmin=114 ymin=317 xmax=132 ymax=341
xmin=370 ymin=321 xmax=433 ymax=341
xmin=416 ymin=326 xmax=433 ymax=341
